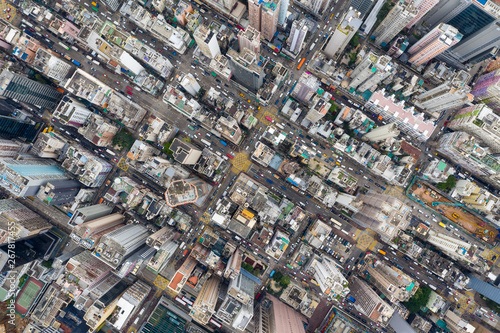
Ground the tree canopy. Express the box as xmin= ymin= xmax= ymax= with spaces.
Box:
xmin=436 ymin=175 xmax=457 ymax=192
xmin=403 ymin=286 xmax=431 ymax=313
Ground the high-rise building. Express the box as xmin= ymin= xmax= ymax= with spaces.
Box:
xmin=324 ymin=9 xmax=362 ymax=59
xmin=227 ymin=268 xmax=256 ymax=304
xmin=414 ymin=70 xmax=471 ymax=114
xmin=292 ymin=71 xmax=320 ymax=104
xmin=387 ymin=37 xmax=410 ymax=57
xmin=224 ymin=249 xmax=242 ymax=279
xmin=372 ymin=0 xmax=417 ymax=45
xmin=308 ymin=255 xmax=350 ymax=296
xmin=408 ymin=23 xmax=462 ymax=66
xmin=255 ymin=294 xmax=307 ymax=333
xmin=194 ymin=25 xmax=221 ymax=59
xmin=31 ymin=132 xmax=67 ymax=159
xmin=168 ymin=256 xmax=198 ymax=293
xmin=437 ymin=131 xmax=500 ymax=186
xmin=238 ymin=26 xmax=261 ymax=56
xmin=0 ymin=157 xmax=69 ymax=197
xmin=180 ymin=74 xmax=201 ymax=97
xmin=278 ymin=0 xmax=289 ymax=26
xmin=472 ymin=69 xmax=500 ymax=113
xmin=227 ymin=48 xmax=267 ymax=91
xmin=70 ymin=213 xmax=126 ymax=249
xmin=215 ymin=116 xmax=243 ymax=144
xmin=36 ymin=179 xmax=81 ymax=206
xmin=0 ymin=69 xmax=62 ymax=109
xmin=405 ymin=0 xmax=440 ymax=29
xmin=448 ymin=104 xmax=500 ymax=153
xmin=426 ymin=0 xmax=496 ymax=40
xmin=349 ymin=52 xmax=396 ymax=92
xmin=84 ymin=279 xmax=129 ymax=331
xmin=152 ymin=0 xmax=167 ymax=12
xmin=349 ymin=0 xmax=375 ymax=18
xmin=362 ymin=258 xmax=418 ymax=302
xmin=190 ymin=275 xmax=221 ymax=324
xmin=440 ymin=20 xmax=500 ymax=65
xmin=146 ymin=226 xmax=175 ymax=250
xmin=52 ymin=96 xmax=92 ymax=127
xmin=0 ymin=139 xmax=23 ymax=157
xmin=170 ymin=138 xmax=202 ymax=165
xmin=146 ymin=240 xmax=178 ymax=274
xmin=65 ymin=250 xmax=112 ymax=289
xmin=0 ymin=199 xmax=52 ymax=245
xmin=61 ymin=146 xmax=112 ymax=187
xmin=101 ymin=0 xmax=120 ymax=11
xmin=351 ymin=194 xmax=411 ymax=241
xmin=363 ymin=123 xmax=400 ymax=142
xmin=248 ymin=0 xmax=281 ymax=41
xmin=361 ymin=0 xmax=386 ymax=34
xmin=109 ymin=280 xmax=151 ymax=331
xmin=310 ymin=0 xmax=332 ymax=16
xmin=349 ymin=277 xmax=395 ymax=326
xmin=305 ymin=93 xmax=332 ymax=123
xmin=68 ymin=204 xmax=113 ymax=227
xmin=0 ymin=115 xmax=43 ymax=143
xmin=287 ymin=20 xmax=308 ymax=55
xmin=93 ymin=224 xmax=150 ymax=269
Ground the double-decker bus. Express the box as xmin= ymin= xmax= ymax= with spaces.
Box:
xmin=297 ymin=58 xmax=306 ymax=70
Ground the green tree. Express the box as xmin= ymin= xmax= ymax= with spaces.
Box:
xmin=41 ymin=260 xmax=53 ymax=269
xmin=350 ymin=33 xmax=361 ymax=48
xmin=163 ymin=141 xmax=174 ymax=157
xmin=436 ymin=175 xmax=457 ymax=192
xmin=273 ymin=271 xmax=284 ymax=282
xmin=348 ymin=52 xmax=357 ymax=66
xmin=241 ymin=262 xmax=254 ymax=273
xmin=403 ymin=286 xmax=432 ymax=313
xmin=112 ymin=128 xmax=135 ymax=151
xmin=485 ymin=298 xmax=500 ymax=313
xmin=280 ymin=275 xmax=291 ymax=288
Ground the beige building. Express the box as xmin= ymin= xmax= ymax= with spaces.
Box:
xmin=193 ymin=24 xmax=221 ymax=58
xmin=363 ymin=256 xmax=419 ymax=302
xmin=190 ymin=275 xmax=221 ymax=324
xmin=349 ymin=277 xmax=394 ymax=326
xmin=70 ymin=213 xmax=125 ymax=249
xmin=170 ymin=138 xmax=202 ymax=165
xmin=248 ymin=0 xmax=280 ymax=41
xmin=352 ymin=194 xmax=410 ymax=242
xmin=238 ymin=26 xmax=261 ymax=56
xmin=0 ymin=199 xmax=52 ymax=246
xmin=224 ymin=249 xmax=242 ymax=279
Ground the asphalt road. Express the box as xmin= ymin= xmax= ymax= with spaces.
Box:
xmin=380 ymin=247 xmax=448 ymax=291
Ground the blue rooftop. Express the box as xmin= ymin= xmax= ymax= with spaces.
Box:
xmin=8 ymin=164 xmax=65 ymax=177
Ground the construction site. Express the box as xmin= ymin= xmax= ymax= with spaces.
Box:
xmin=409 ymin=180 xmax=498 ymax=245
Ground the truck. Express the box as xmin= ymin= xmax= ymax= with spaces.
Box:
xmin=71 ymin=59 xmax=81 ymax=67
xmin=220 ymin=140 xmax=227 ymax=146
xmin=347 ymin=296 xmax=356 ymax=303
xmin=439 ymin=222 xmax=446 ymax=228
xmin=378 ymin=250 xmax=386 ymax=255
xmin=92 ymin=60 xmax=100 ymax=66
xmin=266 ymin=179 xmax=274 ymax=184
xmin=270 ymin=270 xmax=275 ymax=277
xmin=273 ymin=174 xmax=280 ymax=179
